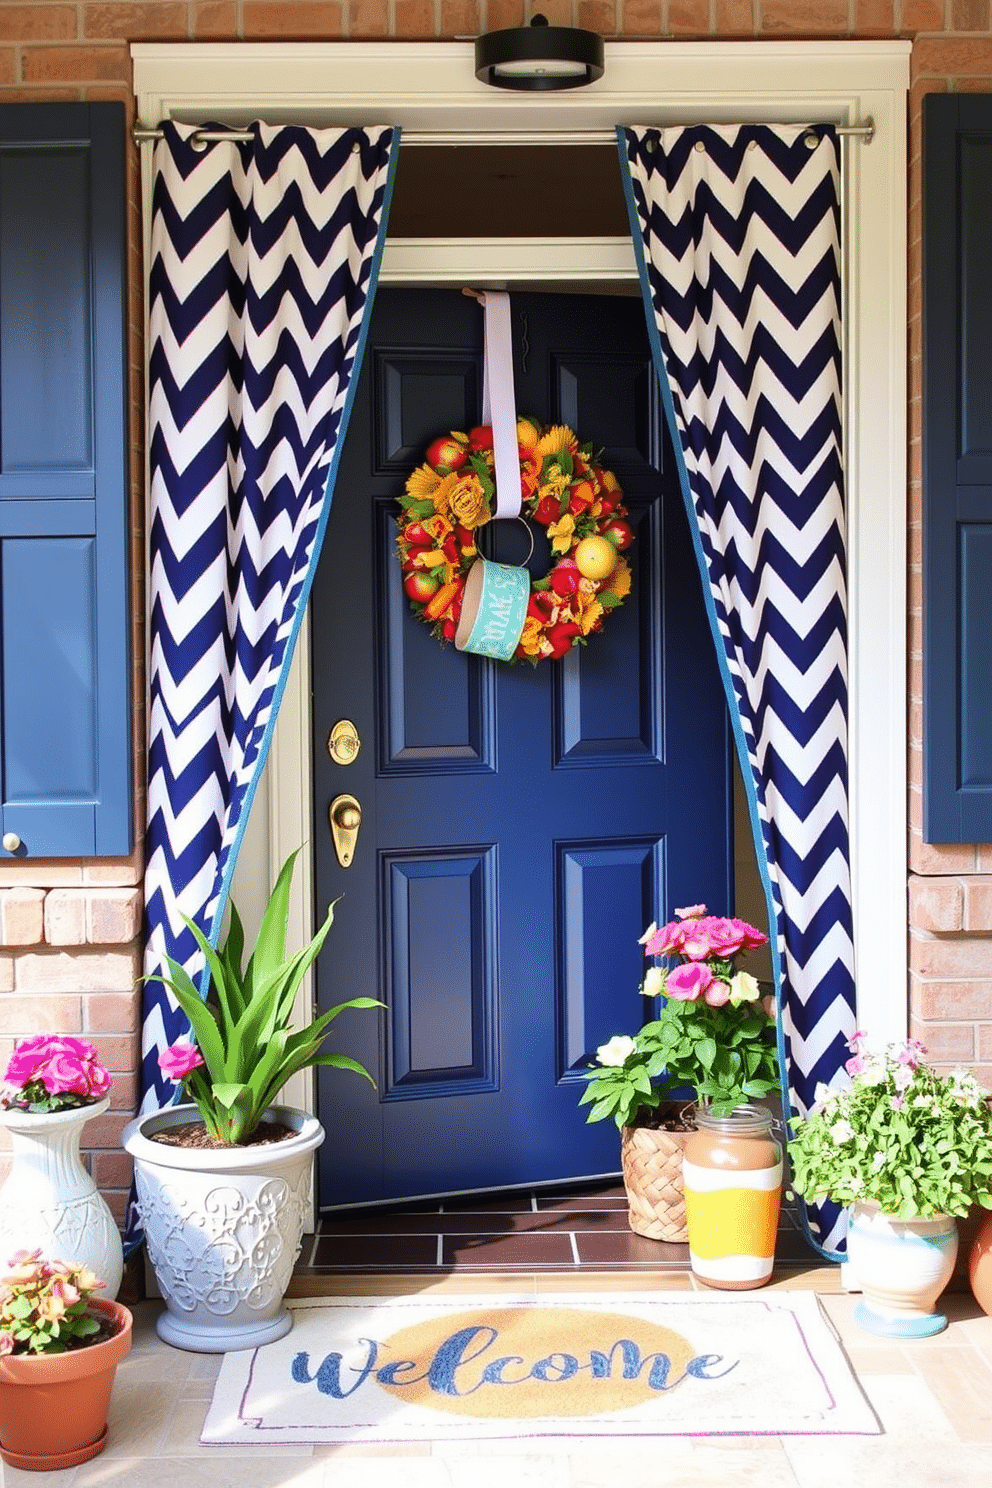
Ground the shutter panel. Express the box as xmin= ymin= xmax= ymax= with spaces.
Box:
xmin=923 ymin=95 xmax=992 ymax=844
xmin=0 ymin=103 xmax=131 ymax=857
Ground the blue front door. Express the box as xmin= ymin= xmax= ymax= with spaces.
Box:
xmin=311 ymin=288 xmax=731 ymax=1208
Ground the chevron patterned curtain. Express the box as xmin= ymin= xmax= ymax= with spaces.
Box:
xmin=619 ymin=124 xmax=856 ymax=1257
xmin=139 ymin=122 xmax=398 ymax=1139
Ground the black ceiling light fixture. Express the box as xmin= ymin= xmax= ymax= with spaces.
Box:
xmin=474 ymin=13 xmax=605 ymax=92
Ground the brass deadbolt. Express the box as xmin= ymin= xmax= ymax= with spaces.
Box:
xmin=328 ymin=719 xmax=361 ymax=766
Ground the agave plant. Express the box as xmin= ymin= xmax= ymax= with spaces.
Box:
xmin=149 ymin=850 xmax=383 ymax=1144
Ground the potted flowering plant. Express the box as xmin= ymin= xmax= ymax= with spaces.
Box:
xmin=0 ymin=1247 xmax=133 ymax=1470
xmin=0 ymin=1036 xmax=123 ymax=1297
xmin=140 ymin=847 xmax=382 ymax=1146
xmin=577 ymin=906 xmax=779 ymax=1243
xmin=123 ymin=848 xmax=384 ymax=1353
xmin=788 ymin=1034 xmax=992 ymax=1336
xmin=1 ymin=1035 xmax=112 ymax=1114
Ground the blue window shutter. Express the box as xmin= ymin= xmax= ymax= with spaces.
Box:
xmin=0 ymin=103 xmax=132 ymax=857
xmin=923 ymin=95 xmax=992 ymax=844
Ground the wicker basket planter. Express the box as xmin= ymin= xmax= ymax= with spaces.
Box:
xmin=620 ymin=1110 xmax=695 ymax=1242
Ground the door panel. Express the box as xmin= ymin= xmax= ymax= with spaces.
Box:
xmin=311 ymin=288 xmax=730 ymax=1207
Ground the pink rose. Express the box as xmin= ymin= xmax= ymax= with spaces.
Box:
xmin=677 ymin=918 xmax=722 ymax=959
xmin=41 ymin=1052 xmax=94 ymax=1096
xmin=728 ymin=917 xmax=768 ymax=951
xmin=674 ymin=904 xmax=706 ymax=919
xmin=697 ymin=917 xmax=748 ymax=959
xmin=665 ymin=962 xmax=714 ymax=1001
xmin=703 ymin=977 xmax=732 ymax=1007
xmin=3 ymin=1034 xmax=54 ymax=1086
xmin=159 ymin=1043 xmax=205 ymax=1082
xmin=642 ymin=919 xmax=685 ymax=957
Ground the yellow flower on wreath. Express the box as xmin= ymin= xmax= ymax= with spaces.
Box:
xmin=432 ymin=471 xmax=490 ymax=530
xmin=576 ymin=590 xmax=605 ymax=635
xmin=602 ymin=557 xmax=632 ymax=599
xmin=537 ymin=424 xmax=579 ymax=458
xmin=548 ymin=512 xmax=576 ymax=555
xmin=518 ymin=616 xmax=546 ymax=657
xmin=449 ymin=473 xmax=490 ymax=530
xmin=407 ymin=464 xmax=443 ymax=502
xmin=538 ymin=468 xmax=570 ymax=504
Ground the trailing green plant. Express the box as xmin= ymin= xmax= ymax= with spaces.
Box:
xmin=787 ymin=1034 xmax=992 ymax=1219
xmin=0 ymin=1250 xmax=105 ymax=1356
xmin=149 ymin=849 xmax=383 ymax=1144
xmin=578 ymin=906 xmax=780 ymax=1128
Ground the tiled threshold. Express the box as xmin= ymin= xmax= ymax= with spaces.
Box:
xmin=290 ymin=1178 xmax=841 ymax=1289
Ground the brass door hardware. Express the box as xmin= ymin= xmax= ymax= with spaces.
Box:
xmin=327 ymin=719 xmax=361 ymax=765
xmin=329 ymin=793 xmax=362 ymax=867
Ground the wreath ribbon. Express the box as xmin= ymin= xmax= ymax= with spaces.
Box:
xmin=478 ymin=290 xmax=523 ymax=522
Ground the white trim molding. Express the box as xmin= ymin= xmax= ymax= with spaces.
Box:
xmin=134 ymin=39 xmax=911 ymax=1087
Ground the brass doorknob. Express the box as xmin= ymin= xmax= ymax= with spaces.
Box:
xmin=329 ymin=794 xmax=362 ymax=868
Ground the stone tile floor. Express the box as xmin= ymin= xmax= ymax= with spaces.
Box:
xmin=4 ymin=1184 xmax=992 ymax=1488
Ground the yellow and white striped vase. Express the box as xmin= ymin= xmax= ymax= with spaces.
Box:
xmin=683 ymin=1105 xmax=783 ymax=1290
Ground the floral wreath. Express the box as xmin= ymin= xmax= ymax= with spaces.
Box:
xmin=395 ymin=417 xmax=634 ymax=663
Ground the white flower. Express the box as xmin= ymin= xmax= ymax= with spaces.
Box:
xmin=641 ymin=966 xmax=665 ymax=999
xmin=596 ymin=1035 xmax=637 ymax=1067
xmin=830 ymin=1118 xmax=855 ymax=1144
xmin=893 ymin=1064 xmax=914 ymax=1092
xmin=858 ymin=1057 xmax=888 ymax=1087
xmin=637 ymin=923 xmax=657 ymax=945
xmin=728 ymin=970 xmax=760 ymax=1007
xmin=947 ymin=1070 xmax=984 ymax=1107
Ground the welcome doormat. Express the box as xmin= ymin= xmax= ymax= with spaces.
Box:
xmin=200 ymin=1291 xmax=880 ymax=1444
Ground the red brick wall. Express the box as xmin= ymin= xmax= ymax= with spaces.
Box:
xmin=0 ymin=1 xmax=990 ymax=1225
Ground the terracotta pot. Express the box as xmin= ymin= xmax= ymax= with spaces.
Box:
xmin=847 ymin=1201 xmax=958 ymax=1338
xmin=620 ymin=1112 xmax=694 ymax=1242
xmin=682 ymin=1104 xmax=783 ymax=1289
xmin=966 ymin=1208 xmax=992 ymax=1315
xmin=123 ymin=1102 xmax=324 ymax=1352
xmin=0 ymin=1296 xmax=132 ymax=1471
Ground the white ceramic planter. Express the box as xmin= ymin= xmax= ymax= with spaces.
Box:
xmin=0 ymin=1098 xmax=124 ymax=1297
xmin=123 ymin=1103 xmax=324 ymax=1352
xmin=846 ymin=1200 xmax=958 ymax=1338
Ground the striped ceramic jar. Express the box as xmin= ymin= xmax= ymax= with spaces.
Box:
xmin=683 ymin=1105 xmax=783 ymax=1289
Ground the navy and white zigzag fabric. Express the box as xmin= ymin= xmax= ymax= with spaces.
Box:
xmin=619 ymin=124 xmax=856 ymax=1256
xmin=139 ymin=122 xmax=397 ymax=1161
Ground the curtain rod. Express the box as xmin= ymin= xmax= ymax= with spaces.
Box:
xmin=132 ymin=120 xmax=875 ymax=150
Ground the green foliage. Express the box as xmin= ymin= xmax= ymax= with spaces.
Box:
xmin=787 ymin=1039 xmax=992 ymax=1219
xmin=149 ymin=850 xmax=384 ymax=1145
xmin=578 ymin=993 xmax=780 ymax=1129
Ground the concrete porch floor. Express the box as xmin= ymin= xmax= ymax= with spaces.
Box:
xmin=4 ymin=1272 xmax=992 ymax=1488
xmin=5 ymin=1181 xmax=992 ymax=1488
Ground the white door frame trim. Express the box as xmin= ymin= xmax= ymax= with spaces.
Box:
xmin=133 ymin=39 xmax=911 ymax=1124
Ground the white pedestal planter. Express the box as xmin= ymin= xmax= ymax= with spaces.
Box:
xmin=0 ymin=1097 xmax=124 ymax=1298
xmin=123 ymin=1103 xmax=324 ymax=1352
xmin=846 ymin=1201 xmax=958 ymax=1338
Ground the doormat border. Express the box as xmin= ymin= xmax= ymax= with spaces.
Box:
xmin=201 ymin=1290 xmax=880 ymax=1444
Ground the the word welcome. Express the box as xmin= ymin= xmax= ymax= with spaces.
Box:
xmin=291 ymin=1322 xmax=737 ymax=1400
